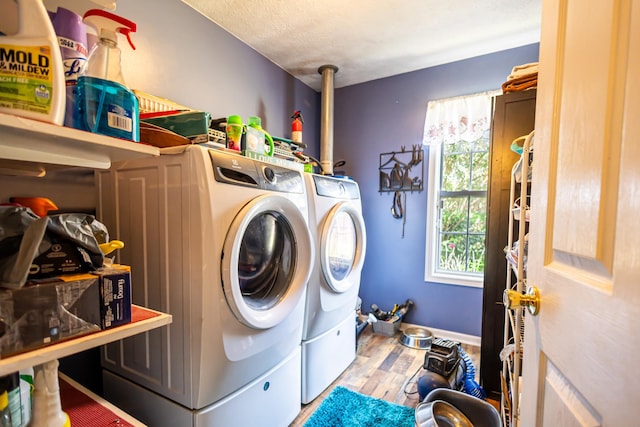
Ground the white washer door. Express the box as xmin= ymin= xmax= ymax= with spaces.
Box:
xmin=320 ymin=202 xmax=367 ymax=293
xmin=222 ymin=194 xmax=313 ymax=329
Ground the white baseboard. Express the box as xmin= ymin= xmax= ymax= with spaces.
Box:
xmin=400 ymin=322 xmax=481 ymax=347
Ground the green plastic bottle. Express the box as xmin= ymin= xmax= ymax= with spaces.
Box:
xmin=246 ymin=116 xmax=274 ymax=156
xmin=226 ymin=115 xmax=243 ymax=152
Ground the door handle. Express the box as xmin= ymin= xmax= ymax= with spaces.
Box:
xmin=503 ymin=285 xmax=540 ymax=316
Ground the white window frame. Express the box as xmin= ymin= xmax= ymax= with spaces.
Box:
xmin=423 ymin=90 xmax=499 ymax=288
xmin=424 ymin=140 xmax=484 ymax=288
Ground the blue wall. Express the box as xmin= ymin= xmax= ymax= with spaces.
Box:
xmin=333 ymin=44 xmax=540 ymax=337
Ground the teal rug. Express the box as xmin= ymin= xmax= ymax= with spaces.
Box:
xmin=304 ymin=386 xmax=415 ymax=427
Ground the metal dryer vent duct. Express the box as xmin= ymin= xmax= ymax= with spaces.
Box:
xmin=318 ymin=65 xmax=338 ymax=175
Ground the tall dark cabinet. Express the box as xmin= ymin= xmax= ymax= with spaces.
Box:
xmin=480 ymin=89 xmax=536 ymax=399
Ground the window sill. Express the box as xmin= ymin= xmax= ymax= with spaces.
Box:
xmin=425 ymin=271 xmax=484 ymax=288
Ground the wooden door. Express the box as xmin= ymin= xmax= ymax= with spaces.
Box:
xmin=520 ymin=0 xmax=640 ymax=425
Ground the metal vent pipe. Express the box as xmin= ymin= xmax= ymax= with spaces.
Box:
xmin=318 ymin=65 xmax=338 ymax=175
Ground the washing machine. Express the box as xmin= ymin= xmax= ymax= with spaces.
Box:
xmin=96 ymin=145 xmax=314 ymax=426
xmin=301 ymin=173 xmax=366 ymax=403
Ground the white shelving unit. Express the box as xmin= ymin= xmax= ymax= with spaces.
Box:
xmin=0 ymin=112 xmax=159 ymax=173
xmin=501 ymin=131 xmax=533 ymax=427
xmin=0 ymin=113 xmax=168 ymax=410
xmin=0 ymin=306 xmax=171 ymax=376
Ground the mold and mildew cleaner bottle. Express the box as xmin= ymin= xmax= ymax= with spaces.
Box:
xmin=76 ymin=9 xmax=139 ymax=141
xmin=0 ymin=0 xmax=65 ymax=124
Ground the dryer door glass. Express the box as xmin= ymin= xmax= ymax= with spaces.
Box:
xmin=238 ymin=211 xmax=295 ymax=310
xmin=321 ymin=202 xmax=367 ymax=294
xmin=327 ymin=211 xmax=357 ymax=281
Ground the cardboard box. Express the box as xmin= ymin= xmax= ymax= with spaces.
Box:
xmin=0 ymin=266 xmax=132 ymax=357
xmin=94 ymin=265 xmax=132 ymax=329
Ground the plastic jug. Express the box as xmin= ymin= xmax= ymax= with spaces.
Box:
xmin=246 ymin=116 xmax=274 ymax=156
xmin=0 ymin=0 xmax=65 ymax=124
xmin=76 ymin=9 xmax=139 ymax=141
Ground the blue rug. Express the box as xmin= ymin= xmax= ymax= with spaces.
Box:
xmin=303 ymin=386 xmax=415 ymax=427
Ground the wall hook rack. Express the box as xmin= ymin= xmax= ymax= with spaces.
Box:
xmin=378 ymin=144 xmax=424 ymax=193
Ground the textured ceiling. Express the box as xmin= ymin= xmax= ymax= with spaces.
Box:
xmin=182 ymin=0 xmax=542 ymax=91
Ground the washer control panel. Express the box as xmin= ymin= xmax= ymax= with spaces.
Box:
xmin=209 ymin=149 xmax=303 ymax=193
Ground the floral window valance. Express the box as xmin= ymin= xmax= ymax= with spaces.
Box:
xmin=422 ymin=90 xmax=500 ymax=146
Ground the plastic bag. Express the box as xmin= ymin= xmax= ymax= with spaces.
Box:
xmin=0 ymin=206 xmax=108 ymax=289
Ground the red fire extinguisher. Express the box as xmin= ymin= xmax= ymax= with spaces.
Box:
xmin=291 ymin=110 xmax=304 ymax=144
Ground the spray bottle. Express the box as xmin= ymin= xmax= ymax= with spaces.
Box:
xmin=76 ymin=9 xmax=139 ymax=141
xmin=291 ymin=110 xmax=304 ymax=144
xmin=0 ymin=0 xmax=65 ymax=124
xmin=29 ymin=360 xmax=69 ymax=427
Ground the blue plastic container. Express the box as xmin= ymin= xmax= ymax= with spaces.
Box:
xmin=76 ymin=76 xmax=139 ymax=141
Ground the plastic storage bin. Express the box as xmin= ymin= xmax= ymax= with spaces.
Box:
xmin=372 ymin=316 xmax=401 ymax=336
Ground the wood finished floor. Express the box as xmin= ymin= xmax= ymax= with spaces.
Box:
xmin=290 ymin=325 xmax=490 ymax=426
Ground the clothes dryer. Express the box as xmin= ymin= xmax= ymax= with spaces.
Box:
xmin=97 ymin=145 xmax=313 ymax=426
xmin=301 ymin=174 xmax=366 ymax=403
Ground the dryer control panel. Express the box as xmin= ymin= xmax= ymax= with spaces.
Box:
xmin=313 ymin=175 xmax=360 ymax=199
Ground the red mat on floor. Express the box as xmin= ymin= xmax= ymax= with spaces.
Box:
xmin=60 ymin=378 xmax=137 ymax=427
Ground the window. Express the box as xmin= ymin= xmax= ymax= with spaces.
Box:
xmin=423 ymin=91 xmax=498 ymax=287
